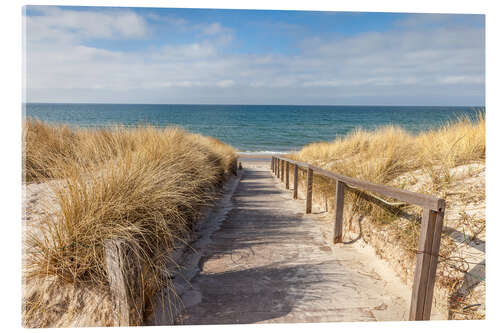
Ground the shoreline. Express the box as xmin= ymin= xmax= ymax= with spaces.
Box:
xmin=237 ymin=153 xmax=272 ymax=161
xmin=237 ymin=152 xmax=290 ymax=162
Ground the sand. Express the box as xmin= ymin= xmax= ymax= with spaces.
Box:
xmin=25 ymin=159 xmax=479 ymax=324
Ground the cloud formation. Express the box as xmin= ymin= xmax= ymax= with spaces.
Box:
xmin=24 ymin=8 xmax=485 ymax=105
xmin=27 ymin=7 xmax=149 ymax=42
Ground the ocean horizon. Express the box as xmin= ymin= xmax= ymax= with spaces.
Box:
xmin=24 ymin=103 xmax=483 ymax=154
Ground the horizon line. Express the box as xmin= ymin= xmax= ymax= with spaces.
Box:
xmin=24 ymin=102 xmax=485 ymax=108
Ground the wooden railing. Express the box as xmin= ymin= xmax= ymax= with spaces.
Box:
xmin=271 ymin=156 xmax=446 ymax=321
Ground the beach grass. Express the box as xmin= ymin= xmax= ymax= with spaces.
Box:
xmin=291 ymin=112 xmax=484 ymax=187
xmin=22 ymin=119 xmax=237 ymax=326
xmin=289 ymin=112 xmax=485 ymax=235
xmin=288 ymin=111 xmax=485 ymax=319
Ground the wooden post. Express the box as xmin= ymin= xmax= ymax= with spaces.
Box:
xmin=105 ymin=240 xmax=130 ymax=326
xmin=277 ymin=159 xmax=280 ymax=178
xmin=104 ymin=239 xmax=145 ymax=326
xmin=409 ymin=208 xmax=445 ymax=320
xmin=281 ymin=159 xmax=285 ymax=182
xmin=306 ymin=167 xmax=313 ymax=213
xmin=285 ymin=161 xmax=290 ymax=189
xmin=422 ymin=207 xmax=445 ymax=320
xmin=334 ymin=180 xmax=345 ymax=244
xmin=270 ymin=157 xmax=273 ymax=171
xmin=293 ymin=163 xmax=298 ymax=199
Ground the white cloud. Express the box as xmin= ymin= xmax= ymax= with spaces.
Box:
xmin=439 ymin=75 xmax=483 ymax=84
xmin=216 ymin=80 xmax=235 ymax=88
xmin=201 ymin=22 xmax=224 ymax=35
xmin=24 ymin=8 xmax=485 ymax=105
xmin=27 ymin=6 xmax=148 ymax=43
xmin=158 ymin=42 xmax=218 ymax=59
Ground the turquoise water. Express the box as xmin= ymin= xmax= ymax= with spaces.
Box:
xmin=25 ymin=103 xmax=482 ymax=153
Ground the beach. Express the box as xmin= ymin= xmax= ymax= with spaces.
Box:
xmin=237 ymin=153 xmax=272 ymax=166
xmin=19 ymin=5 xmax=487 ymax=328
xmin=22 ymin=114 xmax=485 ymax=326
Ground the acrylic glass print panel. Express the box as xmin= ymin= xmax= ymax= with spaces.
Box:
xmin=22 ymin=5 xmax=485 ymax=327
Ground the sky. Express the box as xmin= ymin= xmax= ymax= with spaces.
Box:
xmin=23 ymin=6 xmax=485 ymax=105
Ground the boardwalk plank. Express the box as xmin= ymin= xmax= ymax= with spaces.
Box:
xmin=176 ymin=167 xmax=412 ymax=325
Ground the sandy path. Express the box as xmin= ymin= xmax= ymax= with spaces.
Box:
xmin=174 ymin=164 xmax=413 ymax=325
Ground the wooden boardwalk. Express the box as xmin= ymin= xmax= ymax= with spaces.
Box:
xmin=174 ymin=165 xmax=412 ymax=325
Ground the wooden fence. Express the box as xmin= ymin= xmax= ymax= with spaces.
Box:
xmin=271 ymin=156 xmax=446 ymax=321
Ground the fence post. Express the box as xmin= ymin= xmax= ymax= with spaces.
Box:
xmin=409 ymin=207 xmax=445 ymax=320
xmin=105 ymin=240 xmax=130 ymax=326
xmin=104 ymin=239 xmax=144 ymax=326
xmin=293 ymin=164 xmax=298 ymax=199
xmin=273 ymin=157 xmax=276 ymax=175
xmin=281 ymin=159 xmax=285 ymax=182
xmin=306 ymin=167 xmax=313 ymax=213
xmin=334 ymin=180 xmax=345 ymax=243
xmin=277 ymin=159 xmax=280 ymax=178
xmin=285 ymin=161 xmax=290 ymax=189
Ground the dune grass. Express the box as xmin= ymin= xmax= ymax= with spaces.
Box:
xmin=292 ymin=112 xmax=484 ymax=189
xmin=288 ymin=112 xmax=485 ymax=319
xmin=22 ymin=119 xmax=237 ymax=326
xmin=289 ymin=112 xmax=484 ymax=245
xmin=290 ymin=112 xmax=484 ymax=226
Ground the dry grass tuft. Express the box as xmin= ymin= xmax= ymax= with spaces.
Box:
xmin=22 ymin=119 xmax=237 ymax=327
xmin=292 ymin=112 xmax=484 ymax=188
xmin=289 ymin=111 xmax=485 ymax=319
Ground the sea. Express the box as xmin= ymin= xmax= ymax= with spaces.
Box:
xmin=24 ymin=104 xmax=482 ymax=154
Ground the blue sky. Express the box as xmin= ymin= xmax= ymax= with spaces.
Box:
xmin=24 ymin=6 xmax=485 ymax=105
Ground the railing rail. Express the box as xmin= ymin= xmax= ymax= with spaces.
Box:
xmin=271 ymin=155 xmax=445 ymax=321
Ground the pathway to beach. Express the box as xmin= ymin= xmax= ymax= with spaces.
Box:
xmin=173 ymin=162 xmax=414 ymax=324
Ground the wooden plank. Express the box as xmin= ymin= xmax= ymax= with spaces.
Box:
xmin=104 ymin=239 xmax=145 ymax=326
xmin=272 ymin=154 xmax=446 ymax=320
xmin=273 ymin=156 xmax=443 ymax=211
xmin=293 ymin=163 xmax=298 ymax=199
xmin=334 ymin=180 xmax=345 ymax=244
xmin=306 ymin=167 xmax=313 ymax=214
xmin=308 ymin=166 xmax=444 ymax=211
xmin=422 ymin=208 xmax=445 ymax=319
xmin=409 ymin=209 xmax=436 ymax=320
xmin=281 ymin=159 xmax=285 ymax=182
xmin=285 ymin=161 xmax=290 ymax=189
xmin=105 ymin=239 xmax=130 ymax=326
xmin=279 ymin=157 xmax=309 ymax=169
